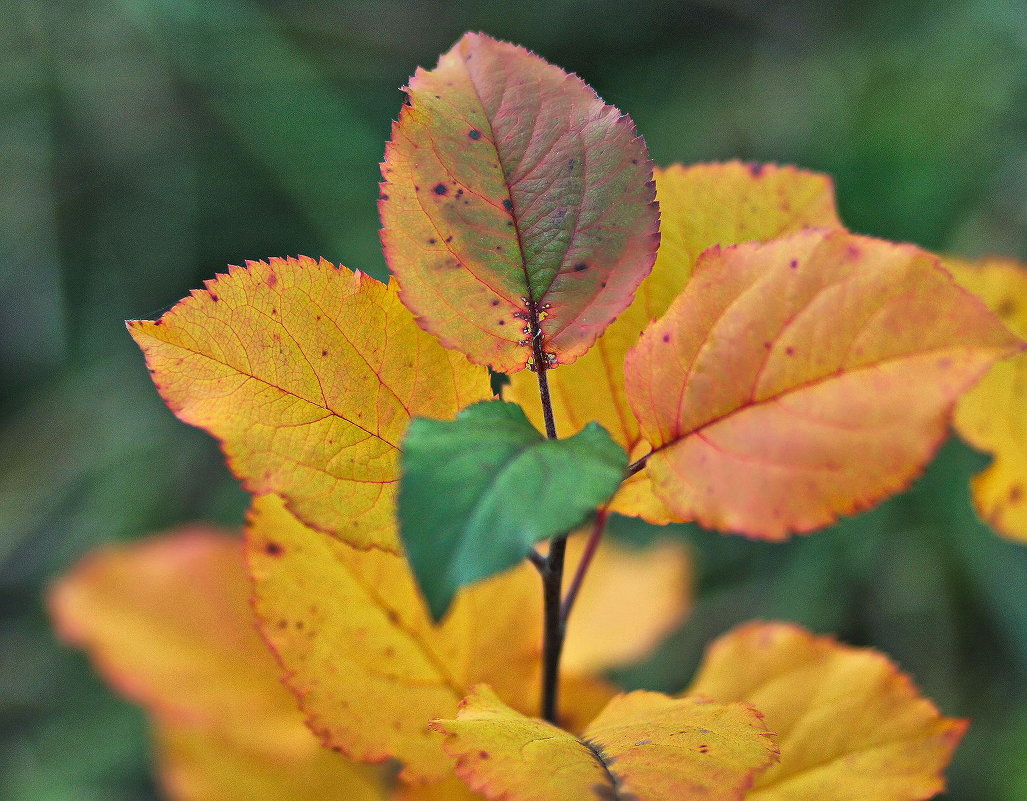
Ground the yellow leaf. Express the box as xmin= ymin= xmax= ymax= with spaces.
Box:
xmin=946 ymin=256 xmax=1027 ymax=541
xmin=625 ymin=229 xmax=1022 ymax=538
xmin=128 ymin=256 xmax=491 ymax=551
xmin=48 ymin=528 xmax=387 ymax=801
xmin=434 ymin=685 xmax=777 ymax=801
xmin=560 ymin=532 xmax=692 ymax=673
xmin=158 ymin=723 xmax=386 ymax=801
xmin=506 ymin=162 xmax=842 ymax=522
xmin=688 ymin=622 xmax=967 ymax=800
xmin=392 ymin=776 xmax=489 ymax=801
xmin=247 ymin=494 xmax=616 ymax=782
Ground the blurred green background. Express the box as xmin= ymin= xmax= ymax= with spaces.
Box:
xmin=1 ymin=0 xmax=1025 ymax=798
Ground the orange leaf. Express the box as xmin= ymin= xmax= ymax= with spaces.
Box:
xmin=128 ymin=256 xmax=491 ymax=551
xmin=688 ymin=622 xmax=967 ymax=800
xmin=624 ymin=228 xmax=1022 ymax=538
xmin=434 ymin=685 xmax=777 ymax=801
xmin=946 ymin=256 xmax=1027 ymax=541
xmin=49 ymin=528 xmax=387 ymax=801
xmin=560 ymin=532 xmax=692 ymax=673
xmin=246 ymin=494 xmax=616 ymax=782
xmin=506 ymin=162 xmax=842 ymax=521
xmin=380 ymin=33 xmax=659 ymax=372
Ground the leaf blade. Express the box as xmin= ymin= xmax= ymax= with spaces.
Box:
xmin=434 ymin=685 xmax=777 ymax=801
xmin=399 ymin=400 xmax=627 ymax=619
xmin=625 ymin=228 xmax=1022 ymax=538
xmin=246 ymin=494 xmax=615 ymax=782
xmin=128 ymin=256 xmax=491 ymax=551
xmin=380 ymin=33 xmax=659 ymax=372
xmin=946 ymin=256 xmax=1027 ymax=541
xmin=688 ymin=622 xmax=967 ymax=800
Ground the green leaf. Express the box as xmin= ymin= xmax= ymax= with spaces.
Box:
xmin=399 ymin=401 xmax=627 ymax=619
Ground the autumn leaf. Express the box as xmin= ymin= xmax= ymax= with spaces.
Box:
xmin=506 ymin=162 xmax=843 ymax=522
xmin=48 ymin=528 xmax=387 ymax=801
xmin=246 ymin=493 xmax=617 ymax=782
xmin=689 ymin=622 xmax=967 ymax=800
xmin=945 ymin=256 xmax=1027 ymax=541
xmin=624 ymin=228 xmax=1022 ymax=539
xmin=158 ymin=724 xmax=386 ymax=801
xmin=128 ymin=256 xmax=491 ymax=551
xmin=434 ymin=685 xmax=777 ymax=801
xmin=380 ymin=32 xmax=659 ymax=373
xmin=560 ymin=531 xmax=692 ymax=674
xmin=400 ymin=400 xmax=626 ymax=618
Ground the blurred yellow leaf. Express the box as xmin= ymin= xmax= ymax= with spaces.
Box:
xmin=128 ymin=256 xmax=491 ymax=551
xmin=49 ymin=528 xmax=387 ymax=801
xmin=946 ymin=256 xmax=1027 ymax=541
xmin=507 ymin=162 xmax=842 ymax=522
xmin=434 ymin=685 xmax=776 ymax=801
xmin=689 ymin=622 xmax=967 ymax=800
xmin=246 ymin=494 xmax=616 ymax=782
xmin=560 ymin=532 xmax=692 ymax=673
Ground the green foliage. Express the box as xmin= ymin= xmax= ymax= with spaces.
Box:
xmin=399 ymin=401 xmax=626 ymax=618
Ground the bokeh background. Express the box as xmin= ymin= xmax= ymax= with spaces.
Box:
xmin=1 ymin=1 xmax=1025 ymax=798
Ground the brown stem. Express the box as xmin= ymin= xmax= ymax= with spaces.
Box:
xmin=540 ymin=533 xmax=567 ymax=724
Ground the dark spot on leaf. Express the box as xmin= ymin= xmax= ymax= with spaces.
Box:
xmin=478 ymin=751 xmax=490 ymax=760
xmin=698 ymin=744 xmax=709 ymax=754
xmin=386 ymin=609 xmax=400 ymax=624
xmin=567 ymin=158 xmax=575 ymax=171
xmin=662 ymin=334 xmax=671 ymax=343
xmin=764 ymin=341 xmax=772 ymax=349
xmin=277 ymin=619 xmax=288 ymax=629
xmin=600 ymin=281 xmax=607 ymax=288
xmin=506 ymin=220 xmax=514 ymax=227
xmin=468 ymin=129 xmax=481 ymax=140
xmin=498 ymin=319 xmax=506 ymax=325
xmin=379 ymin=193 xmax=389 ymax=201
xmin=294 ymin=620 xmax=304 ymax=629
xmin=789 ymin=259 xmax=798 ymax=269
xmin=786 ymin=346 xmax=795 ymax=356
xmin=1010 ymin=484 xmax=1024 ymax=504
xmin=491 ymin=299 xmax=500 ymax=306
xmin=209 ymin=293 xmax=219 ymax=302
xmin=997 ymin=298 xmax=1016 ymax=317
xmin=433 ymin=183 xmax=448 ymax=196
xmin=265 ymin=541 xmax=283 ymax=556
xmin=496 ymin=245 xmax=503 ymax=251
xmin=631 ymin=159 xmax=639 ymax=165
xmin=574 ymin=263 xmax=588 ymax=272
xmin=503 ymin=199 xmax=513 ymax=211
xmin=321 ymin=349 xmax=328 ymax=357
xmin=266 ymin=271 xmax=278 ymax=287
xmin=428 ymin=238 xmax=436 ymax=244
xmin=748 ymin=162 xmax=766 ymax=177
xmin=445 ymin=235 xmax=453 ymax=243
xmin=414 ymin=185 xmax=420 ymax=192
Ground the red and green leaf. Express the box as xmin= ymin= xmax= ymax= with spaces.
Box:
xmin=380 ymin=33 xmax=659 ymax=373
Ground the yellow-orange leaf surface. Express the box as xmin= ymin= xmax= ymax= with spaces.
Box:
xmin=128 ymin=256 xmax=490 ymax=551
xmin=49 ymin=528 xmax=386 ymax=801
xmin=560 ymin=532 xmax=692 ymax=673
xmin=689 ymin=622 xmax=967 ymax=800
xmin=946 ymin=256 xmax=1027 ymax=541
xmin=380 ymin=33 xmax=659 ymax=372
xmin=507 ymin=163 xmax=842 ymax=521
xmin=246 ymin=494 xmax=615 ymax=782
xmin=434 ymin=685 xmax=776 ymax=801
xmin=625 ymin=228 xmax=1021 ymax=538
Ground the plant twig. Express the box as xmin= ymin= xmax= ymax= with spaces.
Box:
xmin=539 ymin=533 xmax=567 ymax=723
xmin=560 ymin=509 xmax=608 ymax=624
